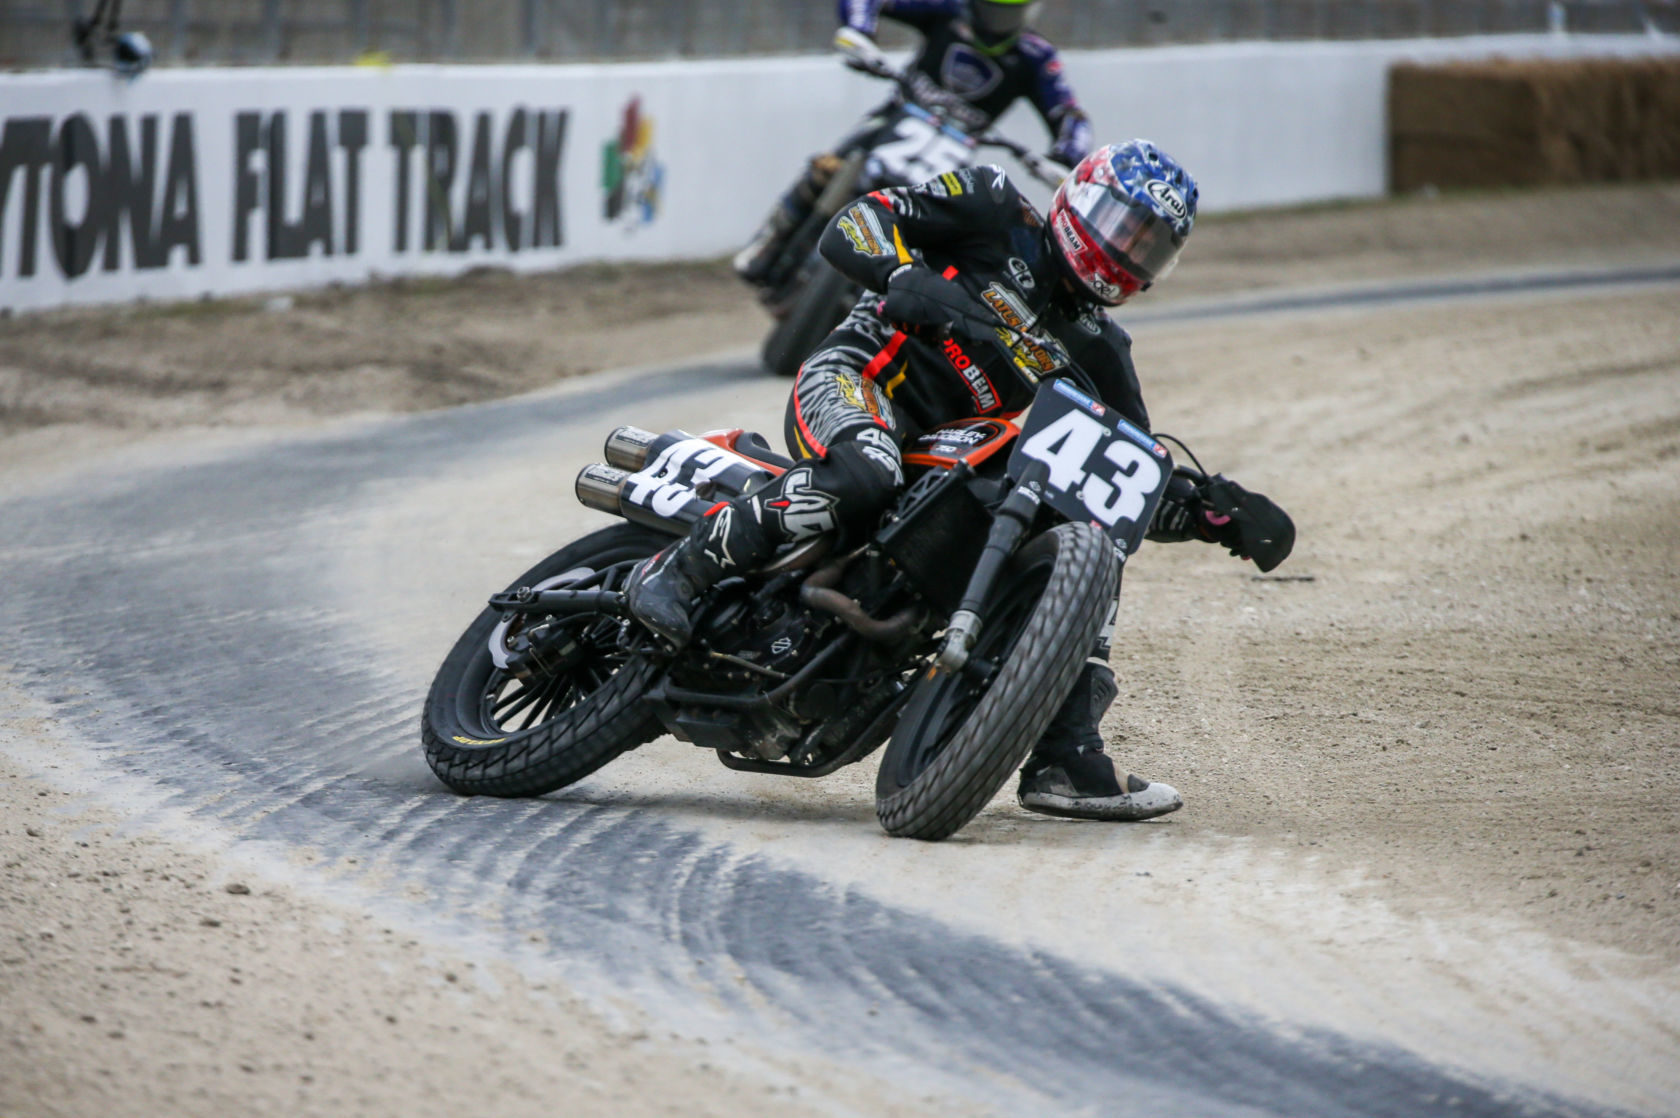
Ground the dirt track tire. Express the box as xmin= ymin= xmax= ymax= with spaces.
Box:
xmin=761 ymin=265 xmax=858 ymax=378
xmin=421 ymin=523 xmax=670 ymax=798
xmin=875 ymin=523 xmax=1117 ymax=841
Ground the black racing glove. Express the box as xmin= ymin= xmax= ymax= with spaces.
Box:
xmin=1199 ymin=475 xmax=1295 ymax=572
xmin=1147 ymin=467 xmax=1295 ymax=572
xmin=878 ymin=265 xmax=974 ymax=339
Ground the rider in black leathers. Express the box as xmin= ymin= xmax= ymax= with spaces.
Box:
xmin=634 ymin=141 xmax=1294 ymax=822
xmin=734 ymin=0 xmax=1092 ymax=290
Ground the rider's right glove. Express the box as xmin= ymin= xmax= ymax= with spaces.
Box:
xmin=833 ymin=26 xmax=887 ymax=73
xmin=878 ymin=264 xmax=974 ymax=339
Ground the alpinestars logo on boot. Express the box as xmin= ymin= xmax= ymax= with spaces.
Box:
xmin=763 ymin=468 xmax=838 ymax=540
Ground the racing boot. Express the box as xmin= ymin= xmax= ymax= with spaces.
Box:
xmin=1016 ymin=662 xmax=1184 ymax=822
xmin=732 ymin=155 xmax=842 ymax=288
xmin=625 ymin=501 xmax=773 ymax=649
xmin=732 ymin=211 xmax=797 ymax=288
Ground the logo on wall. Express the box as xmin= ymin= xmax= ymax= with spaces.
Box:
xmin=601 ymin=97 xmax=663 ymax=229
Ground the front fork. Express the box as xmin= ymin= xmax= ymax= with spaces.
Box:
xmin=934 ymin=459 xmax=1051 ymax=672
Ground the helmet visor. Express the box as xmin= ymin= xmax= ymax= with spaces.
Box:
xmin=971 ymin=1 xmax=1040 ymax=39
xmin=1064 ymin=180 xmax=1187 ymax=285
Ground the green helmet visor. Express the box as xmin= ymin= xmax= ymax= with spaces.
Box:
xmin=970 ymin=0 xmax=1041 ymax=42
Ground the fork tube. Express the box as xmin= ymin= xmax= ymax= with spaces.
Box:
xmin=935 ymin=459 xmax=1049 ymax=671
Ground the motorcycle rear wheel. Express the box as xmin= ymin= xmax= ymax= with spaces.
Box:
xmin=421 ymin=523 xmax=669 ymax=798
xmin=875 ymin=523 xmax=1117 ymax=841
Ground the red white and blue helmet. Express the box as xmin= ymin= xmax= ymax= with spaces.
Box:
xmin=1048 ymin=140 xmax=1198 ymax=306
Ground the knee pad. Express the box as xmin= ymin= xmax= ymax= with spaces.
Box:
xmin=790 ymin=431 xmax=902 ymax=541
xmin=817 ymin=432 xmax=902 ymax=510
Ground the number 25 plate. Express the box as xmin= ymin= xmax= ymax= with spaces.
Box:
xmin=1007 ymin=379 xmax=1174 ymax=561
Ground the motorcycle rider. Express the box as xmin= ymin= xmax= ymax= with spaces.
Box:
xmin=734 ymin=0 xmax=1092 ymax=290
xmin=631 ymin=140 xmax=1295 ymax=822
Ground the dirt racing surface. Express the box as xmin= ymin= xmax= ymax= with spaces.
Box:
xmin=2 ymin=181 xmax=1679 ymax=1116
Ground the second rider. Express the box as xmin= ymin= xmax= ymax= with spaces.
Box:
xmin=734 ymin=0 xmax=1092 ymax=291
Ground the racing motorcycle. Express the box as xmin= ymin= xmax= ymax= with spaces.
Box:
xmin=756 ymin=53 xmax=1066 ymax=378
xmin=421 ymin=311 xmax=1185 ymax=841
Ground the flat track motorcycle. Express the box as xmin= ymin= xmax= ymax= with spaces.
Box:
xmin=421 ymin=317 xmax=1180 ymax=841
xmin=757 ymin=55 xmax=1064 ymax=378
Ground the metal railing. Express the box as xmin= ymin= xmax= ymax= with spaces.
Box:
xmin=5 ymin=0 xmax=1675 ymax=69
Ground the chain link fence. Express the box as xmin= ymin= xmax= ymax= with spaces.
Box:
xmin=4 ymin=0 xmax=1676 ymax=68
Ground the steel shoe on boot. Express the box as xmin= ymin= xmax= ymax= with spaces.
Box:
xmin=1016 ymin=660 xmax=1183 ymax=820
xmin=1016 ymin=749 xmax=1183 ymax=821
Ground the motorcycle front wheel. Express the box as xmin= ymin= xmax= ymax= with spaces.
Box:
xmin=421 ymin=523 xmax=670 ymax=798
xmin=875 ymin=522 xmax=1117 ymax=841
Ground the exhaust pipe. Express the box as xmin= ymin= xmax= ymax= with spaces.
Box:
xmin=581 ymin=428 xmax=783 ymax=537
xmin=575 ymin=463 xmax=630 ymax=516
xmin=574 ymin=461 xmax=712 ymax=535
xmin=604 ymin=425 xmax=663 ymax=471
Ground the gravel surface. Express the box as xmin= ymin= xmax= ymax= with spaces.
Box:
xmin=2 ymin=180 xmax=1677 ymax=1116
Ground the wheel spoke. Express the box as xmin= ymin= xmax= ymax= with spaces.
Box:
xmin=512 ymin=680 xmax=549 ymax=731
xmin=522 ymin=671 xmax=573 ymax=730
xmin=494 ymin=678 xmax=543 ymax=721
xmin=475 ymin=609 xmax=631 ymax=735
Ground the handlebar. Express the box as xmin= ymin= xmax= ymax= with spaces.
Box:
xmin=841 ymin=48 xmax=1066 ymax=190
xmin=974 ymin=134 xmax=1065 ymax=189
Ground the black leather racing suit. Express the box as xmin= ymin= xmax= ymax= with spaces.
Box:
xmin=783 ymin=162 xmax=1147 ymax=504
xmin=739 ymin=162 xmax=1144 ymax=774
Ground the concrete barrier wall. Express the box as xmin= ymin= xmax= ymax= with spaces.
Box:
xmin=2 ymin=33 xmax=1675 ymax=312
xmin=1390 ymin=56 xmax=1680 ymax=190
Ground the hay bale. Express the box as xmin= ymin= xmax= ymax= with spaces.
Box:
xmin=1389 ymin=56 xmax=1680 ymax=192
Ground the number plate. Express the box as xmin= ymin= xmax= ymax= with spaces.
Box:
xmin=867 ymin=108 xmax=977 ymax=184
xmin=1006 ymin=379 xmax=1174 ymax=561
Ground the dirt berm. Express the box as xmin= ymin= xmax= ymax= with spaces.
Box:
xmin=1391 ymin=55 xmax=1680 ymax=191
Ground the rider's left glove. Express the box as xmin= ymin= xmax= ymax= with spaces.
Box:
xmin=879 ymin=265 xmax=973 ymax=339
xmin=1049 ymin=136 xmax=1085 ymax=170
xmin=833 ymin=26 xmax=887 ymax=73
xmin=1148 ymin=467 xmax=1295 ymax=572
xmin=1048 ymin=109 xmax=1092 ymax=169
xmin=1198 ymin=475 xmax=1295 ymax=572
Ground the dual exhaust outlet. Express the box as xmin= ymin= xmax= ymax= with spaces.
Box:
xmin=573 ymin=425 xmax=922 ymax=643
xmin=575 ymin=426 xmax=778 ymax=536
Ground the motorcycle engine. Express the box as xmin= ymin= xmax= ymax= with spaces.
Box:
xmin=677 ymin=584 xmax=829 ymax=761
xmin=698 ymin=586 xmax=824 ymax=677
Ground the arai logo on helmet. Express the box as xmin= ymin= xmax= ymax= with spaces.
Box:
xmin=1145 ymin=180 xmax=1188 ymax=222
xmin=1086 ymin=273 xmax=1122 ymax=301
